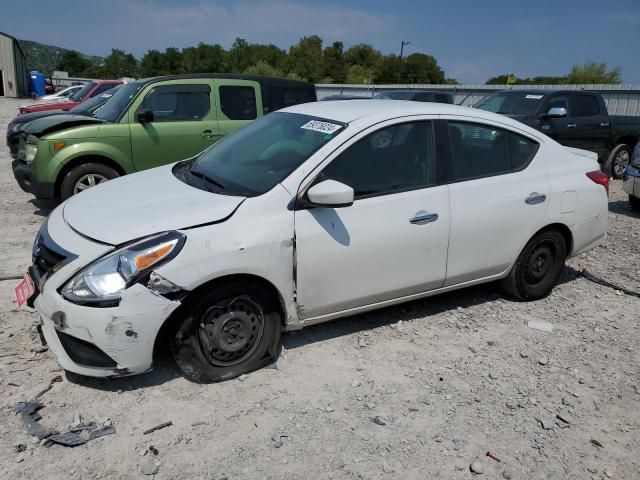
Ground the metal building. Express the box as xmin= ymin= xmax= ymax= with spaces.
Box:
xmin=0 ymin=31 xmax=29 ymax=97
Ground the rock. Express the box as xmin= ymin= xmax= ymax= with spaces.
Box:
xmin=519 ymin=351 xmax=528 ymax=358
xmin=141 ymin=461 xmax=159 ymax=475
xmin=538 ymin=418 xmax=555 ymax=430
xmin=325 ymin=406 xmax=335 ymax=412
xmin=527 ymin=319 xmax=553 ymax=332
xmin=371 ymin=416 xmax=388 ymax=426
xmin=357 ymin=337 xmax=367 ymax=348
xmin=14 ymin=444 xmax=27 ymax=453
xmin=488 ymin=372 xmax=498 ymax=380
xmin=351 ymin=379 xmax=361 ymax=388
xmin=381 ymin=462 xmax=394 ymax=473
xmin=604 ymin=469 xmax=614 ymax=478
xmin=238 ymin=374 xmax=248 ymax=382
xmin=538 ymin=357 xmax=549 ymax=366
xmin=502 ymin=469 xmax=514 ymax=479
xmin=470 ymin=459 xmax=485 ymax=474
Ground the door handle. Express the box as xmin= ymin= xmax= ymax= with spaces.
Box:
xmin=567 ymin=124 xmax=577 ymax=128
xmin=600 ymin=122 xmax=610 ymax=127
xmin=410 ymin=212 xmax=439 ymax=225
xmin=525 ymin=193 xmax=547 ymax=205
xmin=201 ymin=129 xmax=215 ymax=139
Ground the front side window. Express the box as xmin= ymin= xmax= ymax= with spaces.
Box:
xmin=573 ymin=94 xmax=600 ymax=117
xmin=70 ymin=82 xmax=97 ymax=102
xmin=475 ymin=92 xmax=543 ymax=116
xmin=448 ymin=121 xmax=538 ymax=181
xmin=319 ymin=121 xmax=436 ymax=199
xmin=545 ymin=95 xmax=570 ymax=114
xmin=140 ymin=84 xmax=210 ymax=122
xmin=219 ymin=85 xmax=257 ymax=120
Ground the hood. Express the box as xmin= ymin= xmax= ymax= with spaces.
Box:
xmin=63 ymin=164 xmax=246 ymax=245
xmin=24 ymin=114 xmax=106 ymax=137
xmin=20 ymin=100 xmax=77 ymax=113
xmin=10 ymin=110 xmax=68 ymax=126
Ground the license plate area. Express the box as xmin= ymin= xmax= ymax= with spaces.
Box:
xmin=15 ymin=272 xmax=37 ymax=307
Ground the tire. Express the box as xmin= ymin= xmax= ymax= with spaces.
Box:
xmin=171 ymin=281 xmax=282 ymax=383
xmin=604 ymin=144 xmax=631 ymax=179
xmin=59 ymin=163 xmax=119 ymax=200
xmin=501 ymin=230 xmax=567 ymax=301
xmin=630 ymin=195 xmax=640 ymax=211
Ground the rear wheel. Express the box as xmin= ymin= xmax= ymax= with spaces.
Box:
xmin=171 ymin=282 xmax=282 ymax=383
xmin=501 ymin=230 xmax=567 ymax=300
xmin=59 ymin=163 xmax=119 ymax=200
xmin=630 ymin=195 xmax=640 ymax=211
xmin=604 ymin=144 xmax=631 ymax=179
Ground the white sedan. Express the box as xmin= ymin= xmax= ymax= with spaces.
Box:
xmin=20 ymin=101 xmax=609 ymax=382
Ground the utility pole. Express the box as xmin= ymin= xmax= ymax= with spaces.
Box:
xmin=400 ymin=40 xmax=410 ymax=59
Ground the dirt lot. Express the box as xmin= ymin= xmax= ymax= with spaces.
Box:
xmin=0 ymin=96 xmax=639 ymax=480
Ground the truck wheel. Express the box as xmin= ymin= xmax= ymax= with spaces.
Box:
xmin=604 ymin=144 xmax=631 ymax=179
xmin=501 ymin=230 xmax=567 ymax=301
xmin=630 ymin=195 xmax=640 ymax=211
xmin=172 ymin=281 xmax=282 ymax=383
xmin=60 ymin=163 xmax=119 ymax=200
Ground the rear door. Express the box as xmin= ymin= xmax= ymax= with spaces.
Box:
xmin=567 ymin=93 xmax=610 ymax=158
xmin=213 ymin=79 xmax=263 ymax=141
xmin=129 ymin=79 xmax=218 ymax=171
xmin=444 ymin=118 xmax=548 ymax=286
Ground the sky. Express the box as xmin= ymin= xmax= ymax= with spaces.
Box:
xmin=1 ymin=0 xmax=639 ymax=84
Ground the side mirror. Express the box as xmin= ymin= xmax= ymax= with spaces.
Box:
xmin=135 ymin=109 xmax=154 ymax=123
xmin=543 ymin=107 xmax=568 ymax=119
xmin=306 ymin=180 xmax=354 ymax=208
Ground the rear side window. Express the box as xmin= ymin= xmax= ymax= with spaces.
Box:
xmin=434 ymin=94 xmax=451 ymax=104
xmin=573 ymin=94 xmax=600 ymax=117
xmin=319 ymin=121 xmax=436 ymax=199
xmin=266 ymin=86 xmax=315 ymax=113
xmin=448 ymin=121 xmax=538 ymax=181
xmin=141 ymin=84 xmax=210 ymax=122
xmin=90 ymin=83 xmax=116 ymax=97
xmin=219 ymin=86 xmax=257 ymax=120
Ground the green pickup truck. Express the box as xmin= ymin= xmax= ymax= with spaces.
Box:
xmin=13 ymin=74 xmax=316 ymax=200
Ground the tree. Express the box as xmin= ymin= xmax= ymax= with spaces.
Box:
xmin=227 ymin=38 xmax=253 ymax=73
xmin=183 ymin=43 xmax=226 ymax=73
xmin=244 ymin=61 xmax=283 ymax=77
xmin=56 ymin=50 xmax=91 ymax=76
xmin=139 ymin=49 xmax=166 ymax=77
xmin=375 ymin=55 xmax=404 ymax=83
xmin=287 ymin=35 xmax=324 ymax=82
xmin=344 ymin=44 xmax=382 ymax=70
xmin=566 ymin=62 xmax=621 ymax=84
xmin=403 ymin=53 xmax=444 ymax=83
xmin=101 ymin=49 xmax=137 ymax=78
xmin=322 ymin=41 xmax=346 ymax=83
xmin=345 ymin=64 xmax=373 ymax=84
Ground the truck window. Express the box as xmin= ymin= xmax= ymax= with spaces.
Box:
xmin=220 ymin=86 xmax=257 ymax=120
xmin=141 ymin=84 xmax=210 ymax=122
xmin=573 ymin=94 xmax=600 ymax=117
xmin=546 ymin=95 xmax=569 ymax=113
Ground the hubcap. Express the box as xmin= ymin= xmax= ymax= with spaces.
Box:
xmin=614 ymin=150 xmax=630 ymax=177
xmin=524 ymin=242 xmax=555 ymax=286
xmin=74 ymin=173 xmax=108 ymax=194
xmin=197 ymin=296 xmax=264 ymax=367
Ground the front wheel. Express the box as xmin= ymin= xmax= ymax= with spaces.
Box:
xmin=501 ymin=230 xmax=567 ymax=300
xmin=172 ymin=282 xmax=282 ymax=383
xmin=604 ymin=144 xmax=631 ymax=179
xmin=59 ymin=163 xmax=119 ymax=200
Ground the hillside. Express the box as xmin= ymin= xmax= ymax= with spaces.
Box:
xmin=18 ymin=39 xmax=102 ymax=75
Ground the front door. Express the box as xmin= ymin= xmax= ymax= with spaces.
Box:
xmin=295 ymin=120 xmax=450 ymax=320
xmin=568 ymin=93 xmax=610 ymax=159
xmin=129 ymin=80 xmax=218 ymax=171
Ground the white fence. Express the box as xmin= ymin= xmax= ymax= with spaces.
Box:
xmin=316 ymin=83 xmax=640 ymax=116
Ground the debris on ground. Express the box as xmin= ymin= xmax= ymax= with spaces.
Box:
xmin=527 ymin=319 xmax=553 ymax=332
xmin=143 ymin=421 xmax=173 ymax=435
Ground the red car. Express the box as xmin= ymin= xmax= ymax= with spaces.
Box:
xmin=19 ymin=80 xmax=122 ymax=114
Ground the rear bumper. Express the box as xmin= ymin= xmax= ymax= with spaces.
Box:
xmin=623 ymin=165 xmax=640 ymax=198
xmin=11 ymin=159 xmax=55 ymax=199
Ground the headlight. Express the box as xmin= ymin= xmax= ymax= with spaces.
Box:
xmin=632 ymin=144 xmax=640 ymax=168
xmin=25 ymin=143 xmax=38 ymax=163
xmin=61 ymin=231 xmax=186 ymax=306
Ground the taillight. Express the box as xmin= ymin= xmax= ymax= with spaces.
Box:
xmin=586 ymin=171 xmax=609 ymax=195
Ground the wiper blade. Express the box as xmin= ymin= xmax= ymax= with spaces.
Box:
xmin=189 ymin=167 xmax=226 ymax=191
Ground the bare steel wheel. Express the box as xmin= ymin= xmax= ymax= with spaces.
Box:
xmin=74 ymin=173 xmax=109 ymax=194
xmin=605 ymin=144 xmax=631 ymax=179
xmin=172 ymin=281 xmax=282 ymax=382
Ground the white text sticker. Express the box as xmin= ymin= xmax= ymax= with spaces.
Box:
xmin=525 ymin=94 xmax=544 ymax=99
xmin=301 ymin=120 xmax=342 ymax=134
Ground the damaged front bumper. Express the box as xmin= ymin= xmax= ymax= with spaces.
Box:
xmin=32 ymin=207 xmax=182 ymax=378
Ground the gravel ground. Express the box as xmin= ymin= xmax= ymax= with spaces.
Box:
xmin=0 ymin=97 xmax=639 ymax=480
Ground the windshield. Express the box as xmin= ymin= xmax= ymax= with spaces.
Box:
xmin=475 ymin=92 xmax=544 ymax=116
xmin=69 ymin=82 xmax=96 ymax=102
xmin=183 ymin=112 xmax=345 ymax=197
xmin=92 ymin=83 xmax=143 ymax=122
xmin=375 ymin=91 xmax=412 ymax=100
xmin=69 ymin=86 xmax=120 ymax=115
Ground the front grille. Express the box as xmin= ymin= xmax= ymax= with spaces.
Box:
xmin=32 ymin=223 xmax=76 ymax=287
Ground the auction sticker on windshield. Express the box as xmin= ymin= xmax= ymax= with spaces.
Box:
xmin=301 ymin=120 xmax=342 ymax=134
xmin=525 ymin=94 xmax=544 ymax=99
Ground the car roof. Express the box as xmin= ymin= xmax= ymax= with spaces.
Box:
xmin=378 ymin=89 xmax=451 ymax=95
xmin=282 ymin=99 xmax=531 ymax=128
xmin=137 ymin=73 xmax=314 ymax=89
xmin=495 ymin=89 xmax=562 ymax=95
